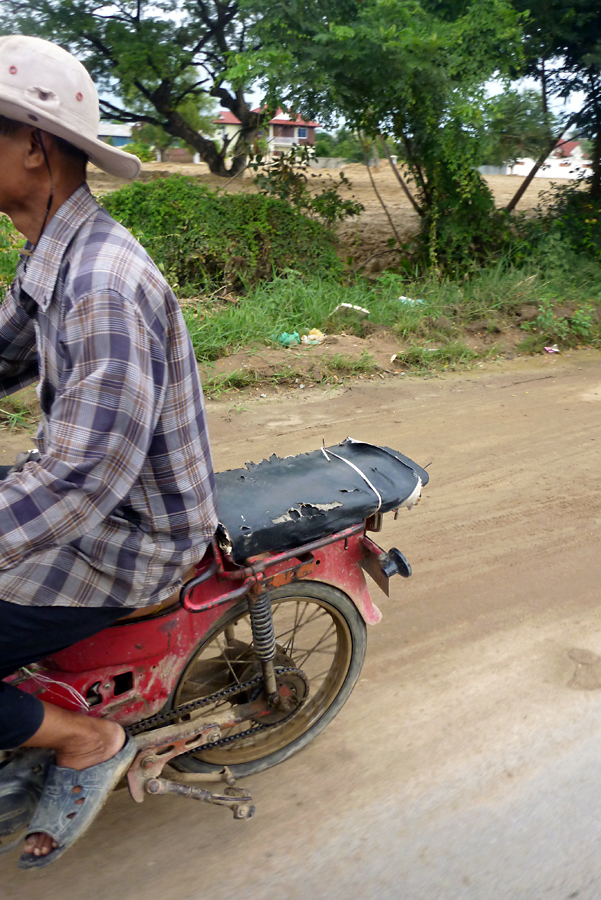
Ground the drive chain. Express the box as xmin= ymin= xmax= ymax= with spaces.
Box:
xmin=125 ymin=666 xmax=308 ymax=752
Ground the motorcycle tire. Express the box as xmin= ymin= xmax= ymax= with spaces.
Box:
xmin=171 ymin=581 xmax=367 ymax=778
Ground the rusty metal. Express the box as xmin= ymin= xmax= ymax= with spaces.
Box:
xmin=161 ymin=764 xmax=236 ymax=786
xmin=128 ymin=696 xmax=271 ymax=802
xmin=144 ymin=777 xmax=255 ymax=820
xmin=126 ymin=665 xmax=308 ymax=802
xmin=359 ymin=536 xmax=392 ymax=597
xmin=207 ymin=523 xmax=365 ymax=585
xmin=258 ymin=554 xmax=315 ymax=591
xmin=365 ymin=512 xmax=383 ymax=532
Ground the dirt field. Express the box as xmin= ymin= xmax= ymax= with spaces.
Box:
xmin=87 ymin=159 xmax=569 ymax=270
xmin=4 ymin=351 xmax=601 ymax=898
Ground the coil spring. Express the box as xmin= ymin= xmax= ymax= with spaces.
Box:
xmin=247 ymin=591 xmax=276 ymax=662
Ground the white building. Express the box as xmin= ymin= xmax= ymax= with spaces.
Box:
xmin=213 ymin=108 xmax=319 ymax=156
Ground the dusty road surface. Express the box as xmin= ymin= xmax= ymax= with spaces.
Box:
xmin=4 ymin=351 xmax=601 ymax=899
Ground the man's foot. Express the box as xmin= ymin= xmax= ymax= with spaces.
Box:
xmin=23 ymin=719 xmax=125 ymax=858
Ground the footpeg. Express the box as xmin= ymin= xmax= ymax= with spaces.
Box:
xmin=144 ymin=777 xmax=255 ymax=819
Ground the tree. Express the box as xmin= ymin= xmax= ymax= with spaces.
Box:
xmin=480 ymin=89 xmax=560 ymax=165
xmin=133 ymin=87 xmax=217 ymax=159
xmin=314 ymin=127 xmax=364 ymax=162
xmin=512 ymin=0 xmax=601 ymax=196
xmin=0 ymin=0 xmax=260 ymax=176
xmin=234 ymin=0 xmax=524 ymax=269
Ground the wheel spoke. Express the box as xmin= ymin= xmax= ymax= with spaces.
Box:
xmin=294 ymin=623 xmax=336 ymax=669
xmin=275 ymin=608 xmax=328 ymax=647
xmin=282 ymin=600 xmax=305 ymax=656
xmin=215 ymin=634 xmax=242 ymax=685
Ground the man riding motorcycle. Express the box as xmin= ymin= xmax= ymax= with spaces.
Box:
xmin=0 ymin=35 xmax=217 ymax=868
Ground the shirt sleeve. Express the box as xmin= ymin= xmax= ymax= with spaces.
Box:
xmin=0 ymin=284 xmax=39 ymax=398
xmin=0 ymin=290 xmax=166 ymax=570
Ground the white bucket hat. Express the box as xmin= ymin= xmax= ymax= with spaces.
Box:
xmin=0 ymin=35 xmax=141 ymax=179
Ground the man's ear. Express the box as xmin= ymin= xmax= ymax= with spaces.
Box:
xmin=22 ymin=127 xmax=49 ymax=172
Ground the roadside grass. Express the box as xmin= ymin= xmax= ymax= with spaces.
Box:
xmin=0 ymin=389 xmax=38 ymax=432
xmin=325 ymin=350 xmax=378 ymax=376
xmin=183 ymin=256 xmax=601 ymax=385
xmin=203 ymin=365 xmax=307 ymax=397
xmin=202 ymin=352 xmax=379 ymax=398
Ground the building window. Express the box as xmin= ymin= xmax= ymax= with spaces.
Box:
xmin=297 ymin=127 xmax=307 ymax=138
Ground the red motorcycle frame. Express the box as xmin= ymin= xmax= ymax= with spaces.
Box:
xmin=10 ymin=523 xmax=386 ymax=727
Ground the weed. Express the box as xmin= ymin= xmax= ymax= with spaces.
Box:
xmin=0 ymin=398 xmax=35 ymax=431
xmin=249 ymin=145 xmax=364 ymax=225
xmin=0 ymin=215 xmax=23 ymax=300
xmin=393 ymin=341 xmax=480 ymax=373
xmin=203 ymin=366 xmax=305 ymax=398
xmin=519 ymin=297 xmax=601 ymax=349
xmin=326 ymin=350 xmax=377 ymax=375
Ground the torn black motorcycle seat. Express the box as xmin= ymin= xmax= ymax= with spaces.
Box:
xmin=214 ymin=438 xmax=429 ymax=563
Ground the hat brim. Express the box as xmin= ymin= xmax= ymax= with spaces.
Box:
xmin=0 ymin=95 xmax=141 ymax=180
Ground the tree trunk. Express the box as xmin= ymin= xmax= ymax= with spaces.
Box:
xmin=505 ymin=116 xmax=577 ymax=214
xmin=377 ymin=135 xmax=423 ymax=216
xmin=590 ymin=126 xmax=601 ymax=200
xmin=161 ymin=105 xmax=260 ymax=177
xmin=588 ymin=75 xmax=601 ymax=200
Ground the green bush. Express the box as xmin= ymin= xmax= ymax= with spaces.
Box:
xmin=0 ymin=215 xmax=22 ymax=300
xmin=120 ymin=142 xmax=156 ymax=162
xmin=514 ymin=181 xmax=601 ymax=269
xmin=250 ymin=147 xmax=363 ymax=225
xmin=100 ymin=175 xmax=342 ymax=292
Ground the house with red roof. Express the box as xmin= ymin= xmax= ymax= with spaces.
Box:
xmin=490 ymin=139 xmax=593 ymax=180
xmin=213 ymin=108 xmax=319 ymax=155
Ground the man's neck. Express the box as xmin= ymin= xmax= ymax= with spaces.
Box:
xmin=11 ymin=178 xmax=86 ymax=245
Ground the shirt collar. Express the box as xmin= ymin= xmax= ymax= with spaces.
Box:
xmin=18 ymin=184 xmax=99 ymax=313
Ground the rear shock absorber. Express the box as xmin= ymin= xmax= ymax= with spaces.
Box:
xmin=247 ymin=589 xmax=278 ymax=702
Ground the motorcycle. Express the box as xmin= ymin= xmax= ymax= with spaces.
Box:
xmin=0 ymin=438 xmax=428 ymax=853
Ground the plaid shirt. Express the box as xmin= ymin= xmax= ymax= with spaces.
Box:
xmin=0 ymin=185 xmax=217 ymax=608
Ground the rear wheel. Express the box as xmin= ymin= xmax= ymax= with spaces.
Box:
xmin=172 ymin=581 xmax=367 ymax=778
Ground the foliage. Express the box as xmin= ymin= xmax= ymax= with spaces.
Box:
xmin=480 ymin=89 xmax=559 ymax=165
xmin=182 ymin=254 xmax=601 ymax=369
xmin=132 ymin=84 xmax=217 ymax=155
xmin=249 ymin=145 xmax=364 ymax=225
xmin=0 ymin=0 xmax=257 ymax=176
xmin=515 ymin=182 xmax=601 ymax=266
xmin=512 ymin=0 xmax=601 ymax=195
xmin=234 ymin=0 xmax=525 ymax=272
xmin=314 ymin=127 xmax=365 ymax=163
xmin=100 ymin=175 xmax=342 ymax=294
xmin=120 ymin=142 xmax=156 ymax=162
xmin=519 ymin=297 xmax=598 ymax=351
xmin=0 ymin=215 xmax=21 ymax=300
xmin=181 ymin=271 xmax=367 ymax=360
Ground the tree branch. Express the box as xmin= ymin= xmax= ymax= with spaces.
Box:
xmin=377 ymin=135 xmax=423 ymax=217
xmin=505 ymin=113 xmax=580 ymax=213
xmin=99 ymin=99 xmax=162 ymax=127
xmin=362 ymin=140 xmax=405 ymax=248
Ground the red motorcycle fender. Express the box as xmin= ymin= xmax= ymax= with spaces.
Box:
xmin=293 ymin=535 xmax=382 ymax=626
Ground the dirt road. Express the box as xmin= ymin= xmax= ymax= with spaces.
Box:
xmin=4 ymin=351 xmax=601 ymax=898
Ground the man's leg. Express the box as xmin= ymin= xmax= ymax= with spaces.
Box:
xmin=22 ymin=702 xmax=126 ymax=857
xmin=0 ymin=599 xmax=129 ymax=856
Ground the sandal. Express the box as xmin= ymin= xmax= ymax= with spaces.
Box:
xmin=18 ymin=734 xmax=137 ymax=870
xmin=0 ymin=749 xmax=54 ymax=855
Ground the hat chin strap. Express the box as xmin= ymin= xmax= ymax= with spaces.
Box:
xmin=34 ymin=128 xmax=54 ymax=248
